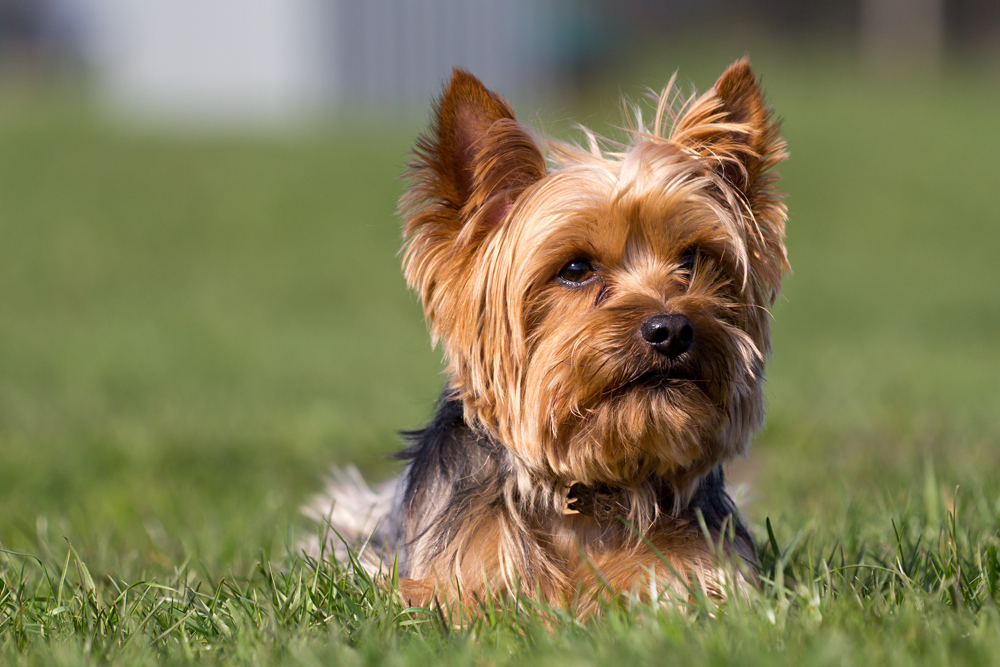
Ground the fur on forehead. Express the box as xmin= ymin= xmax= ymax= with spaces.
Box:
xmin=504 ymin=147 xmax=749 ymax=280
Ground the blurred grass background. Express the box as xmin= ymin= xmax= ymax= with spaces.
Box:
xmin=0 ymin=40 xmax=998 ymax=594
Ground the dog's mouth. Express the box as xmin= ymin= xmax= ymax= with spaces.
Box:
xmin=616 ymin=368 xmax=698 ymax=393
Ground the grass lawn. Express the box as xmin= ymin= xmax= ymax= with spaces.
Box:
xmin=1 ymin=44 xmax=999 ymax=664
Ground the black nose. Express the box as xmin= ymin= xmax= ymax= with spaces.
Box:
xmin=640 ymin=314 xmax=694 ymax=358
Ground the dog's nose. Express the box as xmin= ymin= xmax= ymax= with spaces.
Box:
xmin=640 ymin=314 xmax=694 ymax=358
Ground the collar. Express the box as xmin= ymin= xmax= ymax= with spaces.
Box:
xmin=558 ymin=478 xmax=677 ymax=521
xmin=560 ymin=481 xmax=631 ymax=521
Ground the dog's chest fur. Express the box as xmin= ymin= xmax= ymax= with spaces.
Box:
xmin=391 ymin=391 xmax=757 ymax=607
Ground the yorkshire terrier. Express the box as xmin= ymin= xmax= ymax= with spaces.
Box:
xmin=307 ymin=58 xmax=788 ymax=614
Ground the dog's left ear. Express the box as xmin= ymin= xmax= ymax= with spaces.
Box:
xmin=672 ymin=58 xmax=788 ymax=302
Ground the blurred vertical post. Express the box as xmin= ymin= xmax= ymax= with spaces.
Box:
xmin=860 ymin=0 xmax=945 ymax=74
xmin=331 ymin=0 xmax=561 ymax=111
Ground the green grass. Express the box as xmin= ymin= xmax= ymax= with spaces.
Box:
xmin=1 ymin=44 xmax=1000 ymax=664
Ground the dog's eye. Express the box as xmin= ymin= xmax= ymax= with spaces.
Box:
xmin=558 ymin=258 xmax=595 ymax=284
xmin=679 ymin=248 xmax=698 ymax=274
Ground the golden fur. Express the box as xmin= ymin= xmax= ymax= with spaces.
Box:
xmin=309 ymin=59 xmax=788 ymax=615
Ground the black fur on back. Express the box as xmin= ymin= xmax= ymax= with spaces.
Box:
xmin=691 ymin=465 xmax=754 ymax=550
xmin=392 ymin=389 xmax=513 ymax=570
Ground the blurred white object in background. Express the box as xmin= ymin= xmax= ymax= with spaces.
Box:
xmin=88 ymin=0 xmax=328 ymax=124
xmin=74 ymin=0 xmax=559 ymax=126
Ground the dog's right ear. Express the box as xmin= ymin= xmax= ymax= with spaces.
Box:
xmin=402 ymin=69 xmax=546 ymax=248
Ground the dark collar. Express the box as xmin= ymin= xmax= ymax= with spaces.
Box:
xmin=562 ymin=482 xmax=631 ymax=521
xmin=561 ymin=479 xmax=676 ymax=521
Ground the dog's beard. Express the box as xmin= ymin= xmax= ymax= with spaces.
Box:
xmin=559 ymin=380 xmax=718 ymax=480
xmin=508 ymin=315 xmax=764 ymax=496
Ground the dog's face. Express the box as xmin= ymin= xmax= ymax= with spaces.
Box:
xmin=402 ymin=61 xmax=787 ymax=497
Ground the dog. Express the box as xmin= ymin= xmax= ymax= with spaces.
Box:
xmin=306 ymin=58 xmax=788 ymax=615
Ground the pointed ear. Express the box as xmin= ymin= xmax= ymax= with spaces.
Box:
xmin=672 ymin=58 xmax=788 ymax=301
xmin=404 ymin=69 xmax=546 ymax=236
xmin=673 ymin=59 xmax=785 ymax=193
xmin=711 ymin=59 xmax=786 ymax=196
xmin=428 ymin=69 xmax=520 ymax=206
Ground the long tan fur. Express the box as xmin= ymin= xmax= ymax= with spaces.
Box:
xmin=310 ymin=59 xmax=788 ymax=615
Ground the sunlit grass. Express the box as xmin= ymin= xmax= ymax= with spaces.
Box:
xmin=3 ymin=478 xmax=999 ymax=665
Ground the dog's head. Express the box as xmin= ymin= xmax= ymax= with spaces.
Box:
xmin=402 ymin=60 xmax=787 ymax=499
